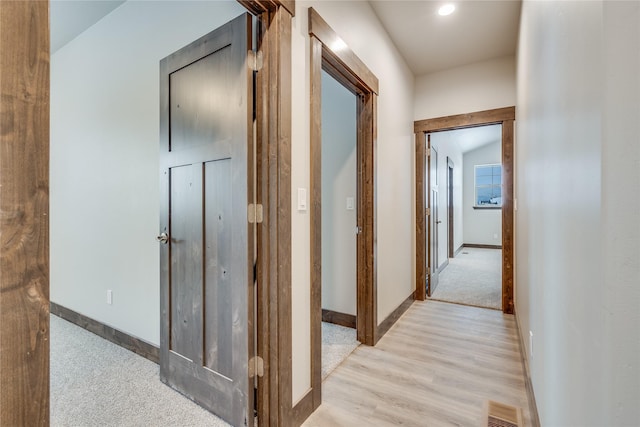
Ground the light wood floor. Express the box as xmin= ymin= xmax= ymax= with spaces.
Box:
xmin=303 ymin=300 xmax=532 ymax=427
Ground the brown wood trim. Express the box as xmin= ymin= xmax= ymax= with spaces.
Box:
xmin=0 ymin=1 xmax=50 ymax=425
xmin=376 ymin=292 xmax=415 ymax=341
xmin=322 ymin=309 xmax=357 ymax=329
xmin=414 ymin=106 xmax=515 ymax=133
xmin=515 ymin=314 xmax=542 ymax=427
xmin=308 ymin=8 xmax=378 ymax=424
xmin=501 ymin=120 xmax=515 ymax=315
xmin=463 ymin=243 xmax=503 ymax=250
xmin=309 ymin=34 xmax=323 ymax=414
xmin=308 ymin=8 xmax=379 ymax=94
xmin=426 ymin=134 xmax=434 ymax=298
xmin=414 ymin=107 xmax=515 ymax=316
xmin=238 ymin=0 xmax=295 ymax=16
xmin=50 ymin=302 xmax=160 ymax=363
xmin=253 ymin=5 xmax=293 ymax=426
xmin=290 ymin=389 xmax=314 ymax=427
xmin=415 ymin=132 xmax=426 ymax=301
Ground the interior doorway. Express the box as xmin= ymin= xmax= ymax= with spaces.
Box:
xmin=414 ymin=107 xmax=516 ymax=314
xmin=425 ymin=124 xmax=504 ymax=310
xmin=319 ymin=69 xmax=360 ymax=379
xmin=308 ymin=6 xmax=379 ymax=415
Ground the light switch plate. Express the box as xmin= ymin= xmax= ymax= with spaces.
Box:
xmin=297 ymin=188 xmax=307 ymax=211
xmin=346 ymin=197 xmax=355 ymax=210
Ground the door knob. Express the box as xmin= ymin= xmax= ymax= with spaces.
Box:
xmin=436 ymin=221 xmax=442 ymax=224
xmin=157 ymin=232 xmax=169 ymax=244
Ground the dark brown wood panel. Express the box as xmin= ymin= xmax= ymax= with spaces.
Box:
xmin=50 ymin=303 xmax=160 ymax=363
xmin=414 ymin=107 xmax=515 ymax=315
xmin=238 ymin=0 xmax=295 ymax=16
xmin=375 ymin=292 xmax=415 ymax=340
xmin=254 ymin=6 xmax=294 ymax=426
xmin=0 ymin=1 xmax=50 ymax=425
xmin=309 ymin=34 xmax=323 ymax=413
xmin=308 ymin=8 xmax=379 ymax=95
xmin=502 ymin=120 xmax=515 ymax=314
xmin=360 ymin=92 xmax=378 ymax=345
xmin=415 ymin=133 xmax=426 ymax=301
xmin=414 ymin=107 xmax=516 ymax=133
xmin=322 ymin=309 xmax=357 ymax=329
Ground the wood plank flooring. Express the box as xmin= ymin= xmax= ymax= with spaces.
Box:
xmin=303 ymin=300 xmax=532 ymax=427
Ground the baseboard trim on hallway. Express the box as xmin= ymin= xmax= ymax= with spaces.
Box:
xmin=50 ymin=302 xmax=160 ymax=364
xmin=463 ymin=243 xmax=502 ymax=250
xmin=514 ymin=313 xmax=541 ymax=427
xmin=322 ymin=309 xmax=356 ymax=329
xmin=375 ymin=291 xmax=415 ymax=343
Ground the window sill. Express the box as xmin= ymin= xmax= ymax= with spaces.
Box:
xmin=473 ymin=206 xmax=502 ymax=210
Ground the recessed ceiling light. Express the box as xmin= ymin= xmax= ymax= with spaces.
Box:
xmin=438 ymin=4 xmax=456 ymax=16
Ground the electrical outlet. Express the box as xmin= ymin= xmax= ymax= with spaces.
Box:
xmin=529 ymin=330 xmax=533 ymax=358
xmin=107 ymin=290 xmax=113 ymax=305
xmin=493 ymin=233 xmax=498 ymax=239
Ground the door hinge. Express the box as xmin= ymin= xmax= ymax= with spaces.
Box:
xmin=248 ymin=204 xmax=263 ymax=224
xmin=248 ymin=50 xmax=263 ymax=72
xmin=426 ymin=208 xmax=431 ymax=216
xmin=249 ymin=356 xmax=264 ymax=378
xmin=427 ymin=267 xmax=431 ymax=275
xmin=426 ymin=147 xmax=431 ymax=158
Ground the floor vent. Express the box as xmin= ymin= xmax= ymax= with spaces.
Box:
xmin=486 ymin=400 xmax=522 ymax=427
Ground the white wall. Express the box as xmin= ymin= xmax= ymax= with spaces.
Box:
xmin=463 ymin=141 xmax=502 ymax=246
xmin=321 ymin=70 xmax=357 ymax=316
xmin=516 ymin=1 xmax=639 ymax=425
xmin=414 ymin=55 xmax=516 ymax=120
xmin=50 ymin=1 xmax=246 ymax=346
xmin=429 ymin=132 xmax=464 ymax=265
xmin=291 ymin=1 xmax=415 ymax=403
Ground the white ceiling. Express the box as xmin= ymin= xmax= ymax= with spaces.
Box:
xmin=369 ymin=0 xmax=522 ymax=75
xmin=433 ymin=124 xmax=502 ymax=153
xmin=50 ymin=0 xmax=124 ymax=53
xmin=50 ymin=0 xmax=521 ymax=75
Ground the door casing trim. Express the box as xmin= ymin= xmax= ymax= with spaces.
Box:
xmin=414 ymin=107 xmax=516 ymax=314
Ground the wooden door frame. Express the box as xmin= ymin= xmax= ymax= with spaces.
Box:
xmin=0 ymin=1 xmax=50 ymax=425
xmin=240 ymin=2 xmax=296 ymax=426
xmin=1 ymin=1 xmax=297 ymax=426
xmin=307 ymin=6 xmax=379 ymax=417
xmin=414 ymin=107 xmax=516 ymax=314
xmin=447 ymin=157 xmax=455 ymax=259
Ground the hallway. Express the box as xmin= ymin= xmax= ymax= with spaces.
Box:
xmin=303 ymin=300 xmax=531 ymax=427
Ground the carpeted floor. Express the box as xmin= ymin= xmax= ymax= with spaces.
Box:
xmin=50 ymin=314 xmax=230 ymax=427
xmin=51 ymin=315 xmax=359 ymax=425
xmin=321 ymin=322 xmax=359 ymax=380
xmin=429 ymin=247 xmax=502 ymax=310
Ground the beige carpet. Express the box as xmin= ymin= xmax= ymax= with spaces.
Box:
xmin=429 ymin=247 xmax=502 ymax=310
xmin=322 ymin=322 xmax=359 ymax=380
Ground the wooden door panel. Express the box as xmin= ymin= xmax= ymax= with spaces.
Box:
xmin=159 ymin=13 xmax=253 ymax=427
xmin=170 ymin=47 xmax=233 ymax=151
xmin=204 ymin=158 xmax=233 ymax=377
xmin=170 ymin=164 xmax=204 ymax=362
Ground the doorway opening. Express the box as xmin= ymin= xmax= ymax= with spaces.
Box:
xmin=319 ymin=69 xmax=360 ymax=379
xmin=414 ymin=107 xmax=515 ymax=314
xmin=425 ymin=124 xmax=504 ymax=310
xmin=308 ymin=7 xmax=379 ymax=415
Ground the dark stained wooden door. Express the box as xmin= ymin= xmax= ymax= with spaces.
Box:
xmin=159 ymin=13 xmax=254 ymax=426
